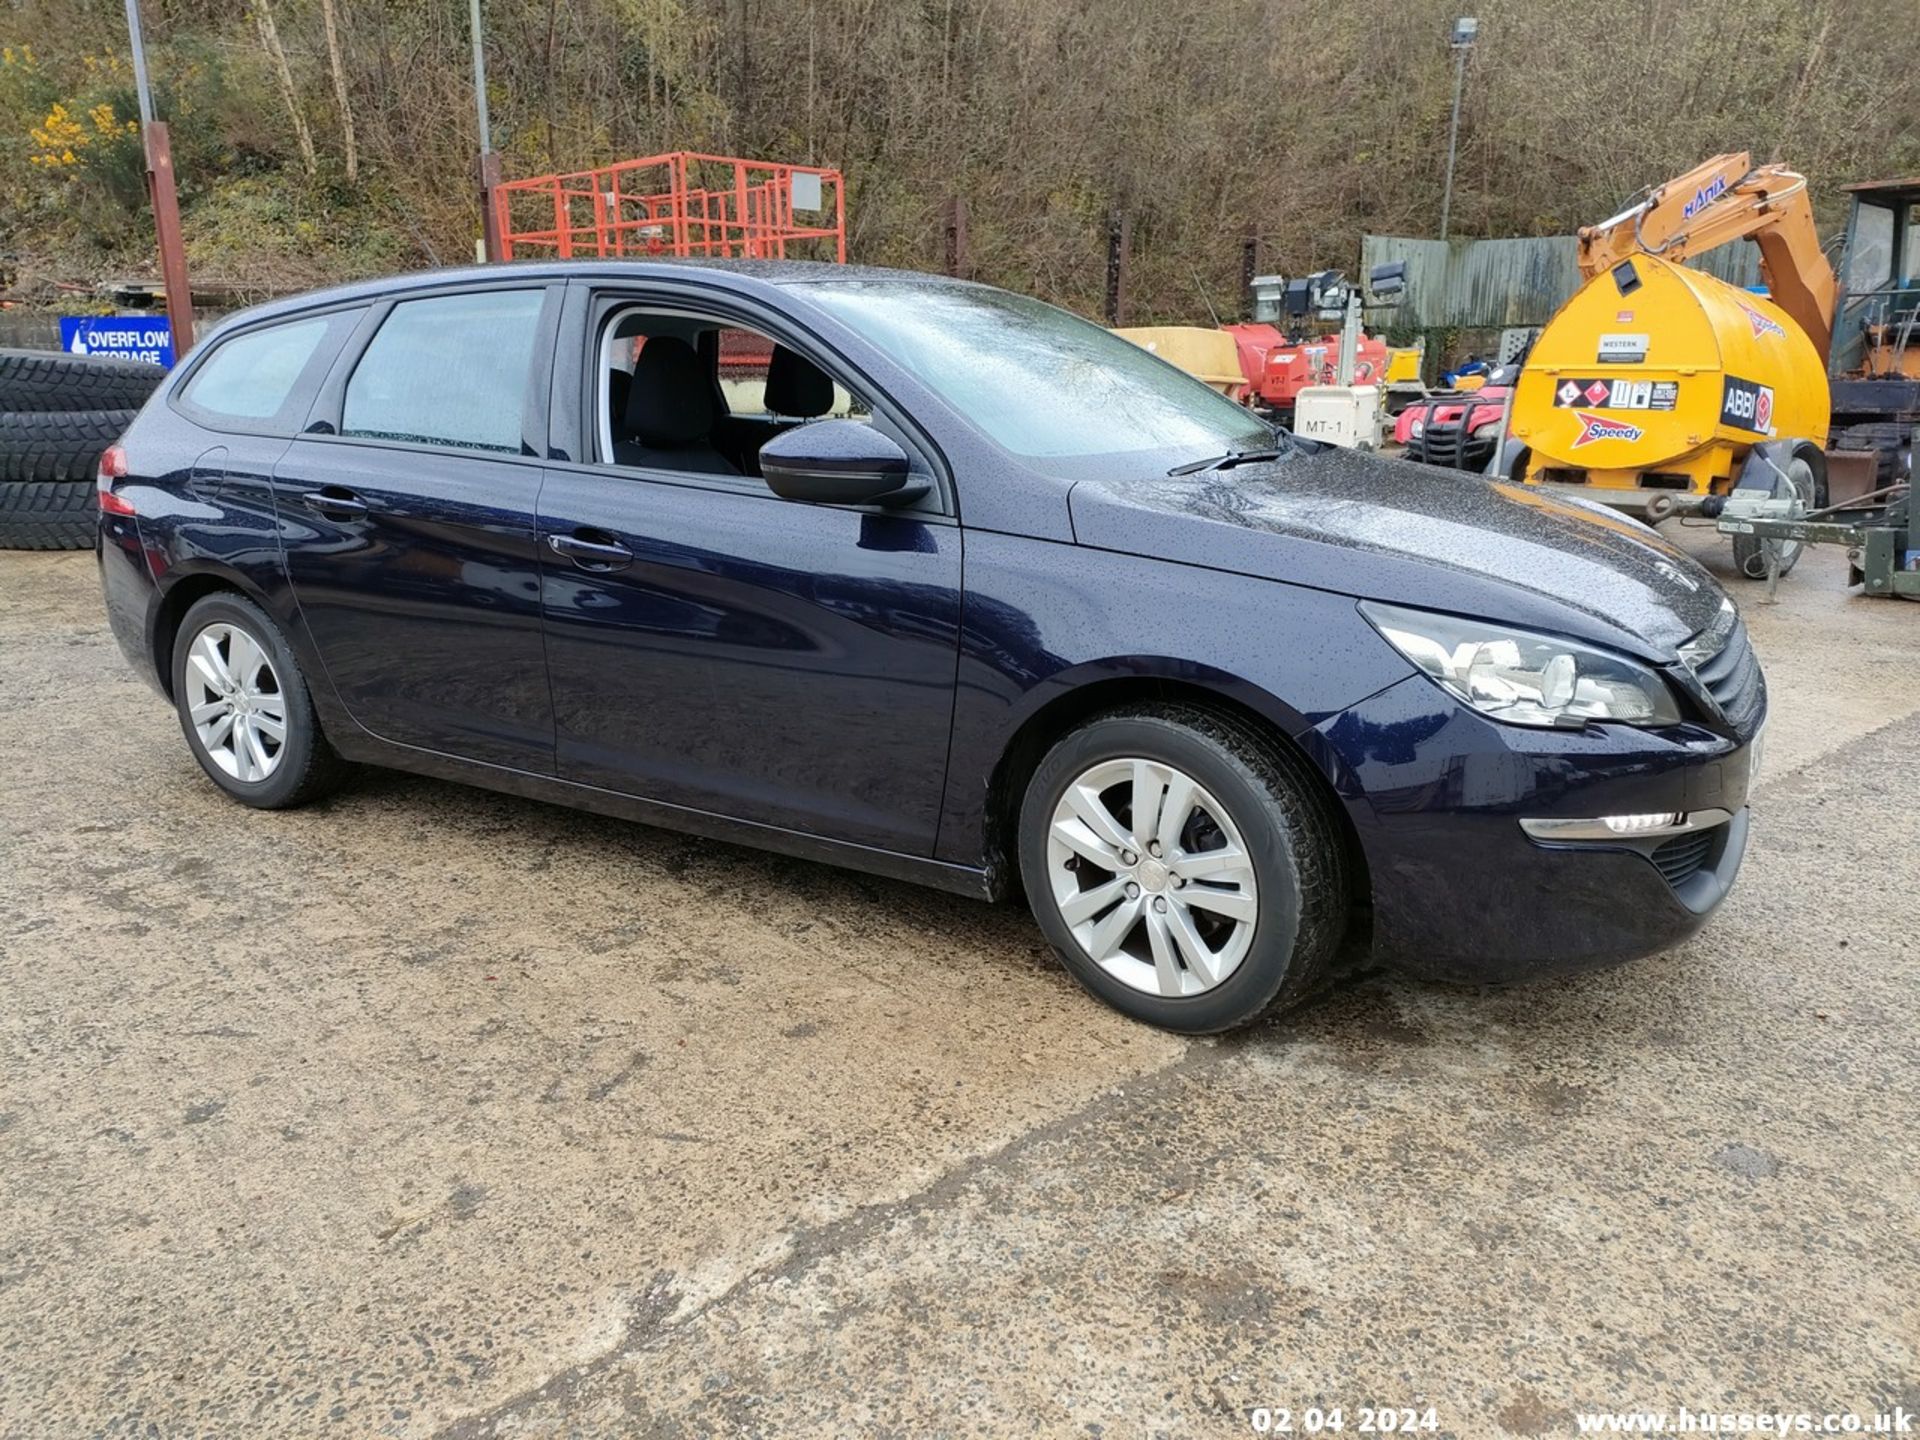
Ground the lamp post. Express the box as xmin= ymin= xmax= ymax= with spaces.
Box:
xmin=1439 ymin=15 xmax=1479 ymax=242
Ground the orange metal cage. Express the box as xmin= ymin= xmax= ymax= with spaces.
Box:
xmin=493 ymin=151 xmax=846 ymax=263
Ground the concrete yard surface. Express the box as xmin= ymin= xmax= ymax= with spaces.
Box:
xmin=1 ymin=530 xmax=1915 ymax=1438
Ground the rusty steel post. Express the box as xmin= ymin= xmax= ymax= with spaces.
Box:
xmin=479 ymin=151 xmax=505 ymax=261
xmin=1105 ymin=209 xmax=1131 ymax=327
xmin=943 ymin=196 xmax=970 ymax=278
xmin=125 ymin=0 xmax=193 ymax=353
xmin=144 ymin=126 xmax=195 ymax=352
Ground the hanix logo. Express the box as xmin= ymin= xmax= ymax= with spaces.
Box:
xmin=1572 ymin=411 xmax=1644 ymax=446
xmin=1681 ymin=174 xmax=1729 ymax=218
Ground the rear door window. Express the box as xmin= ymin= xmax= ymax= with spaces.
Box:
xmin=177 ymin=316 xmax=336 ymax=430
xmin=342 ymin=289 xmax=546 ymax=454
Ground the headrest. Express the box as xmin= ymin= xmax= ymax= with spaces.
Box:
xmin=625 ymin=336 xmax=713 ymax=445
xmin=764 ymin=344 xmax=834 ymax=418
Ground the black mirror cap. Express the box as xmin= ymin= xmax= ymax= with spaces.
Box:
xmin=759 ymin=420 xmax=927 ymax=507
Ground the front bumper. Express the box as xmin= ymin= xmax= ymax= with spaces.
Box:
xmin=1317 ymin=674 xmax=1760 ymax=985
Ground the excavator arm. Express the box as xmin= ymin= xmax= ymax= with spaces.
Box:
xmin=1576 ymin=151 xmax=1838 ymax=361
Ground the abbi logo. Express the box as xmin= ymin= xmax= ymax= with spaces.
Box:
xmin=1571 ymin=411 xmax=1644 ymax=447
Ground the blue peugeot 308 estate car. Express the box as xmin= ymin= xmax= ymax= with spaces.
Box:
xmin=97 ymin=261 xmax=1765 ymax=1032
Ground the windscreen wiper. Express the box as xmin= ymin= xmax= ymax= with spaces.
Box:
xmin=1167 ymin=445 xmax=1292 ymax=477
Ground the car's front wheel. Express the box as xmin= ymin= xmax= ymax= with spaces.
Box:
xmin=1018 ymin=704 xmax=1349 ymax=1033
xmin=170 ymin=592 xmax=346 ymax=809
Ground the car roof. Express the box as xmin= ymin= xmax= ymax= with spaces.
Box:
xmin=220 ymin=258 xmax=974 ymax=331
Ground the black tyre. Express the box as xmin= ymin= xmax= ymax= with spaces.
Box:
xmin=1017 ymin=703 xmax=1349 ymax=1033
xmin=0 ymin=409 xmax=136 ymax=482
xmin=0 ymin=479 xmax=95 ymax=550
xmin=169 ymin=592 xmax=348 ymax=809
xmin=0 ymin=348 xmax=164 ymax=412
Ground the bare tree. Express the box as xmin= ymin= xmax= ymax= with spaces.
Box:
xmin=318 ymin=0 xmax=359 ymax=183
xmin=253 ymin=0 xmax=316 ymax=178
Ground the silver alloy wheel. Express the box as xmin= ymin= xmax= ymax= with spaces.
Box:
xmin=1045 ymin=757 xmax=1259 ymax=997
xmin=183 ymin=621 xmax=288 ymax=783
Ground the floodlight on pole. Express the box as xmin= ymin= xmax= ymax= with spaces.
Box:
xmin=1439 ymin=16 xmax=1479 ymax=242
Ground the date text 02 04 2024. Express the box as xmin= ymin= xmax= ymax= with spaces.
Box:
xmin=1248 ymin=1406 xmax=1441 ymax=1435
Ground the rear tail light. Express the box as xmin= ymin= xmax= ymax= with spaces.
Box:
xmin=98 ymin=445 xmax=135 ymax=516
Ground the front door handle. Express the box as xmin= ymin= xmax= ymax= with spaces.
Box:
xmin=304 ymin=486 xmax=369 ymax=520
xmin=548 ymin=531 xmax=635 ymax=572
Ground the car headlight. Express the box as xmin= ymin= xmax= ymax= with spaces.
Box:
xmin=1360 ymin=600 xmax=1682 ymax=728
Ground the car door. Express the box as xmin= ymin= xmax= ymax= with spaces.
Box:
xmin=274 ymin=283 xmax=563 ymax=770
xmin=536 ymin=285 xmax=963 ymax=855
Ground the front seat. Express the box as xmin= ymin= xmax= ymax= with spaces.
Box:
xmin=615 ymin=336 xmax=740 ymax=476
xmin=764 ymin=344 xmax=834 ymax=419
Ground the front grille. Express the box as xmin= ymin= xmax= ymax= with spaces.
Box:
xmin=1651 ymin=830 xmax=1715 ymax=888
xmin=1409 ymin=419 xmax=1495 ymax=472
xmin=1681 ymin=607 xmax=1765 ymax=734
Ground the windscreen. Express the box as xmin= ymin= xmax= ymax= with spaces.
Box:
xmin=805 ymin=279 xmax=1272 ymax=463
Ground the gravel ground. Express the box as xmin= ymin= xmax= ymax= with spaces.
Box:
xmin=1 ymin=529 xmax=1915 ymax=1439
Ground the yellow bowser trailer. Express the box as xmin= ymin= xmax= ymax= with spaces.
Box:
xmin=1512 ymin=253 xmax=1831 ymax=575
xmin=1503 ymin=154 xmax=1848 ymax=579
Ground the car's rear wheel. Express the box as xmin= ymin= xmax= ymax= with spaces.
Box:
xmin=1017 ymin=704 xmax=1348 ymax=1033
xmin=170 ymin=592 xmax=346 ymax=808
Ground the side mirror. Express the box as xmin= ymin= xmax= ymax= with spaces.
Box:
xmin=759 ymin=420 xmax=926 ymax=507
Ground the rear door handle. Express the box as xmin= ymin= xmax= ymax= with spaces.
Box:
xmin=547 ymin=531 xmax=635 ymax=572
xmin=304 ymin=486 xmax=369 ymax=519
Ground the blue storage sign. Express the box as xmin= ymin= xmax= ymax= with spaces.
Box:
xmin=59 ymin=315 xmax=174 ymax=368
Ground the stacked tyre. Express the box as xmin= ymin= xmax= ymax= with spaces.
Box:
xmin=0 ymin=349 xmax=164 ymax=550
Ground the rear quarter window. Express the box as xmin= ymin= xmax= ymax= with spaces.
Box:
xmin=177 ymin=316 xmax=337 ymax=431
xmin=341 ymin=289 xmax=546 ymax=454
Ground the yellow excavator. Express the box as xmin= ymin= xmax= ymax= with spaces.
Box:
xmin=1505 ymin=152 xmax=1915 ymax=579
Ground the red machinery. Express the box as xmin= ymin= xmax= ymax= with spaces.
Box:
xmin=1224 ymin=323 xmax=1389 ymax=423
xmin=493 ymin=151 xmax=846 ymax=262
xmin=1392 ymin=382 xmax=1512 ymax=473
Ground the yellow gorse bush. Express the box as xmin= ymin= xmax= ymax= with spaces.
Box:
xmin=26 ymin=93 xmax=136 ymax=167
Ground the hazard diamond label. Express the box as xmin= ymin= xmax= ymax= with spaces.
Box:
xmin=1554 ymin=378 xmax=1680 ymax=412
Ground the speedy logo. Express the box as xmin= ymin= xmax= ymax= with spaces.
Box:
xmin=1739 ymin=302 xmax=1788 ymax=340
xmin=1681 ymin=175 xmax=1728 ymax=219
xmin=1571 ymin=411 xmax=1644 ymax=446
